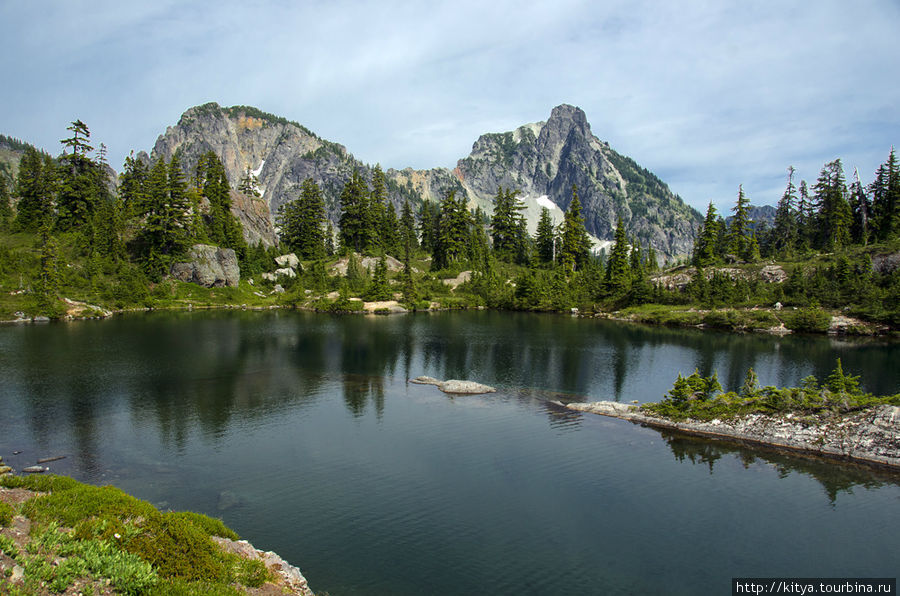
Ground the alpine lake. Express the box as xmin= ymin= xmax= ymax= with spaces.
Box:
xmin=1 ymin=310 xmax=898 ymax=595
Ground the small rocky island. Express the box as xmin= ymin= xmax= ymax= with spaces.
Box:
xmin=410 ymin=376 xmax=497 ymax=395
xmin=565 ymin=401 xmax=900 ymax=469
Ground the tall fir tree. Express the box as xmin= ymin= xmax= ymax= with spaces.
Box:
xmin=849 ymin=168 xmax=871 ymax=245
xmin=490 ymin=186 xmax=529 ymax=264
xmin=604 ymin=217 xmax=631 ymax=295
xmin=559 ymin=185 xmax=591 ymax=274
xmin=338 ymin=170 xmax=371 ymax=254
xmin=869 ymin=147 xmax=900 ymax=241
xmin=727 ymin=185 xmax=751 ymax=259
xmin=535 ymin=207 xmax=556 ymax=264
xmin=399 ymin=200 xmax=419 ymax=254
xmin=13 ymin=147 xmax=55 ymax=231
xmin=278 ymin=178 xmax=326 ymax=259
xmin=135 ymin=156 xmax=193 ymax=280
xmin=693 ymin=202 xmax=721 ymax=266
xmin=770 ymin=166 xmax=799 ymax=256
xmin=813 ymin=158 xmax=851 ymax=250
xmin=432 ymin=190 xmax=471 ymax=270
xmin=56 ymin=120 xmax=104 ymax=232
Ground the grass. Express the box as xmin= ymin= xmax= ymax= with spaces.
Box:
xmin=0 ymin=474 xmax=277 ymax=595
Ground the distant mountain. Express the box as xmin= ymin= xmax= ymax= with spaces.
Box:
xmin=150 ymin=102 xmax=701 ymax=257
xmin=725 ymin=205 xmax=777 ymax=231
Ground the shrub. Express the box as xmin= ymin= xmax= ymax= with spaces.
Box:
xmin=786 ymin=306 xmax=831 ymax=332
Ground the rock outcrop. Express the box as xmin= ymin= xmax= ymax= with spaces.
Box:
xmin=170 ymin=244 xmax=240 ymax=287
xmin=566 ymin=401 xmax=900 ymax=468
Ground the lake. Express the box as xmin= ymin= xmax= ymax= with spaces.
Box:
xmin=1 ymin=310 xmax=898 ymax=594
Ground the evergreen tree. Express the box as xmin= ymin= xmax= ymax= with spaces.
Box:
xmin=535 ymin=207 xmax=556 ymax=264
xmin=400 ymin=208 xmax=417 ymax=305
xmin=364 ymin=254 xmax=392 ymax=301
xmin=559 ymin=185 xmax=591 ymax=274
xmin=417 ymin=200 xmax=440 ymax=254
xmin=134 ymin=156 xmax=193 ymax=280
xmin=338 ymin=170 xmax=371 ymax=254
xmin=490 ymin=186 xmax=529 ymax=263
xmin=194 ymin=151 xmax=244 ymax=251
xmin=325 ymin=222 xmax=336 ymax=256
xmin=849 ymin=168 xmax=871 ymax=245
xmin=796 ymin=180 xmax=815 ymax=251
xmin=119 ymin=152 xmax=150 ymax=220
xmin=693 ymin=202 xmax=721 ymax=266
xmin=869 ymin=148 xmax=900 ymax=241
xmin=0 ymin=176 xmax=10 ymax=227
xmin=727 ymin=185 xmax=751 ymax=259
xmin=399 ymin=200 xmax=419 ymax=254
xmin=432 ymin=190 xmax=471 ymax=270
xmin=604 ymin=217 xmax=631 ymax=295
xmin=813 ymin=159 xmax=851 ymax=250
xmin=278 ymin=178 xmax=326 ymax=259
xmin=36 ymin=222 xmax=59 ymax=311
xmin=56 ymin=120 xmax=104 ymax=232
xmin=771 ymin=166 xmax=799 ymax=256
xmin=13 ymin=146 xmax=55 ymax=231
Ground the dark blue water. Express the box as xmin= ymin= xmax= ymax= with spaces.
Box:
xmin=1 ymin=311 xmax=898 ymax=594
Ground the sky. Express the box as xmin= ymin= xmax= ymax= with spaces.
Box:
xmin=2 ymin=0 xmax=898 ymax=213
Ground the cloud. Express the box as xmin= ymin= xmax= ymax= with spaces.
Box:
xmin=1 ymin=0 xmax=897 ymax=213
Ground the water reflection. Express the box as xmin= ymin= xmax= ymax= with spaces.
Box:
xmin=658 ymin=429 xmax=900 ymax=503
xmin=2 ymin=310 xmax=897 ymax=470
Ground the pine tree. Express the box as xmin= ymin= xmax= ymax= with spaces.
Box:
xmin=813 ymin=159 xmax=851 ymax=250
xmin=338 ymin=170 xmax=371 ymax=254
xmin=13 ymin=147 xmax=55 ymax=231
xmin=796 ymin=180 xmax=815 ymax=251
xmin=870 ymin=148 xmax=900 ymax=241
xmin=604 ymin=217 xmax=631 ymax=294
xmin=364 ymin=254 xmax=392 ymax=301
xmin=399 ymin=200 xmax=419 ymax=254
xmin=535 ymin=207 xmax=556 ymax=264
xmin=490 ymin=186 xmax=529 ymax=263
xmin=0 ymin=176 xmax=11 ymax=227
xmin=771 ymin=166 xmax=799 ymax=256
xmin=693 ymin=202 xmax=721 ymax=266
xmin=195 ymin=151 xmax=244 ymax=251
xmin=849 ymin=168 xmax=871 ymax=245
xmin=135 ymin=156 xmax=193 ymax=280
xmin=56 ymin=120 xmax=104 ymax=231
xmin=727 ymin=185 xmax=751 ymax=260
xmin=278 ymin=178 xmax=326 ymax=259
xmin=559 ymin=185 xmax=591 ymax=274
xmin=432 ymin=190 xmax=471 ymax=270
xmin=119 ymin=152 xmax=150 ymax=220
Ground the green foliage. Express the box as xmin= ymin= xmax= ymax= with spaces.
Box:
xmin=364 ymin=255 xmax=392 ymax=301
xmin=125 ymin=515 xmax=229 ymax=582
xmin=0 ymin=501 xmax=14 ymax=526
xmin=559 ymin=185 xmax=591 ymax=274
xmin=279 ymin=177 xmax=327 ymax=259
xmin=785 ymin=306 xmax=831 ymax=333
xmin=644 ymin=360 xmax=900 ymax=422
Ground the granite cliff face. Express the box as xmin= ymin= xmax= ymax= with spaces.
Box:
xmin=151 ymin=103 xmax=701 ymax=258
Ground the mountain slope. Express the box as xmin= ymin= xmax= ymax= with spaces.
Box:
xmin=151 ymin=103 xmax=701 ymax=258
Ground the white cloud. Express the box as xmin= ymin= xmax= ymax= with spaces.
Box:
xmin=1 ymin=0 xmax=897 ymax=213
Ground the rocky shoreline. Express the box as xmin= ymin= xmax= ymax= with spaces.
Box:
xmin=564 ymin=401 xmax=900 ymax=469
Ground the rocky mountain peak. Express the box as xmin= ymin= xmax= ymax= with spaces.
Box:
xmin=149 ymin=102 xmax=701 ymax=259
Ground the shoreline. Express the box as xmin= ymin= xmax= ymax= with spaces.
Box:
xmin=563 ymin=400 xmax=900 ymax=470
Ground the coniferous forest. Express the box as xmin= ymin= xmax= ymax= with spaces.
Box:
xmin=1 ymin=122 xmax=898 ymax=332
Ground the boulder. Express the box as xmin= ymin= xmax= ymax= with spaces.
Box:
xmin=170 ymin=244 xmax=240 ymax=287
xmin=274 ymin=267 xmax=296 ymax=278
xmin=275 ymin=253 xmax=300 ymax=269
